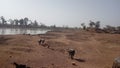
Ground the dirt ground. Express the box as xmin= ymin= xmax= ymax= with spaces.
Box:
xmin=0 ymin=29 xmax=120 ymax=68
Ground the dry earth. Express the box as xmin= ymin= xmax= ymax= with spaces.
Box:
xmin=0 ymin=29 xmax=120 ymax=68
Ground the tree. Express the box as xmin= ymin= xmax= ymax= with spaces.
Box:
xmin=0 ymin=16 xmax=6 ymax=25
xmin=50 ymin=24 xmax=56 ymax=28
xmin=89 ymin=20 xmax=95 ymax=28
xmin=81 ymin=23 xmax=86 ymax=30
xmin=14 ymin=19 xmax=19 ymax=26
xmin=95 ymin=21 xmax=100 ymax=29
xmin=23 ymin=17 xmax=29 ymax=26
xmin=9 ymin=19 xmax=14 ymax=25
xmin=28 ymin=20 xmax=33 ymax=26
xmin=33 ymin=20 xmax=38 ymax=26
xmin=19 ymin=19 xmax=24 ymax=26
xmin=40 ymin=22 xmax=47 ymax=28
xmin=106 ymin=25 xmax=115 ymax=31
xmin=103 ymin=25 xmax=115 ymax=33
xmin=81 ymin=23 xmax=85 ymax=27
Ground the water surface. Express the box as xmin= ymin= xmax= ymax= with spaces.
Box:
xmin=0 ymin=28 xmax=50 ymax=35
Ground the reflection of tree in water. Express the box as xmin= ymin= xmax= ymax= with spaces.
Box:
xmin=15 ymin=29 xmax=19 ymax=34
xmin=19 ymin=28 xmax=27 ymax=34
xmin=10 ymin=28 xmax=14 ymax=34
xmin=0 ymin=28 xmax=49 ymax=35
xmin=28 ymin=28 xmax=37 ymax=34
xmin=32 ymin=29 xmax=37 ymax=34
xmin=1 ymin=28 xmax=6 ymax=35
xmin=9 ymin=28 xmax=19 ymax=34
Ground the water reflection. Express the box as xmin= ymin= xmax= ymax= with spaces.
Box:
xmin=0 ymin=28 xmax=50 ymax=35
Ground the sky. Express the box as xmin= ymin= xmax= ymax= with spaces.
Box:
xmin=0 ymin=0 xmax=120 ymax=27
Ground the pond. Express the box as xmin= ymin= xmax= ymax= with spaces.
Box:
xmin=0 ymin=28 xmax=50 ymax=35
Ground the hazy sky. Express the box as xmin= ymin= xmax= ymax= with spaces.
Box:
xmin=0 ymin=0 xmax=120 ymax=27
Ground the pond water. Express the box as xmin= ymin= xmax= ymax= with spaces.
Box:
xmin=0 ymin=28 xmax=50 ymax=35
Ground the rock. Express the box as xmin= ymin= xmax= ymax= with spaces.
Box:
xmin=72 ymin=62 xmax=77 ymax=66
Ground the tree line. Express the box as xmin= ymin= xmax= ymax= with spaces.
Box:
xmin=81 ymin=20 xmax=120 ymax=34
xmin=0 ymin=16 xmax=120 ymax=33
xmin=0 ymin=16 xmax=49 ymax=28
